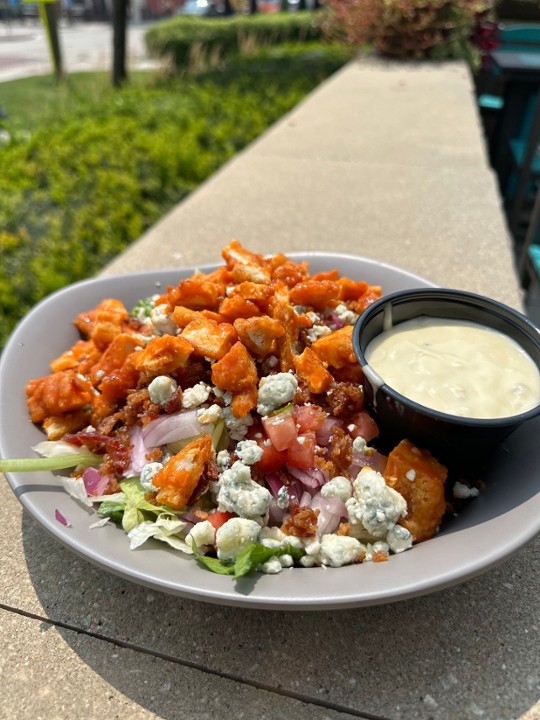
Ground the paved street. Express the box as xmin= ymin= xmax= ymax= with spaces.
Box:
xmin=0 ymin=19 xmax=160 ymax=82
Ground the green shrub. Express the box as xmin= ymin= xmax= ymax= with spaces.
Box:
xmin=145 ymin=11 xmax=324 ymax=71
xmin=0 ymin=43 xmax=352 ymax=350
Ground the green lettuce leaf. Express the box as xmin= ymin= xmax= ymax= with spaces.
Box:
xmin=119 ymin=477 xmax=167 ymax=533
xmin=193 ymin=541 xmax=305 ymax=578
xmin=97 ymin=500 xmax=126 ymax=524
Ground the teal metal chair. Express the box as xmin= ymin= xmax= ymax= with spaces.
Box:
xmin=518 ymin=183 xmax=540 ymax=291
xmin=478 ymin=24 xmax=540 ymax=113
xmin=478 ymin=25 xmax=540 ymax=235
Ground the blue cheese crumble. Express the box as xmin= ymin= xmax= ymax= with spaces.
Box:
xmin=215 ymin=518 xmax=262 ymax=562
xmin=320 ymin=475 xmax=353 ymax=502
xmin=235 ymin=440 xmax=263 ymax=465
xmin=346 ymin=466 xmax=408 ymax=541
xmin=215 ymin=461 xmax=271 ymax=518
xmin=139 ymin=462 xmax=163 ymax=492
xmin=148 ymin=376 xmax=177 ymax=406
xmin=181 ymin=382 xmax=211 ymax=409
xmin=257 ymin=372 xmax=298 ymax=415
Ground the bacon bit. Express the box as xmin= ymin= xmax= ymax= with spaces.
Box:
xmin=281 ymin=503 xmax=320 ymax=538
xmin=372 ymin=550 xmax=390 ymax=563
xmin=336 ymin=522 xmax=351 ymax=536
xmin=326 ymin=381 xmax=365 ymax=417
xmin=145 ymin=447 xmax=163 ymax=463
xmin=63 ymin=428 xmax=132 ymax=477
xmin=63 ymin=430 xmax=123 ymax=454
xmin=329 ymin=426 xmax=353 ymax=474
xmin=314 ymin=455 xmax=334 ymax=478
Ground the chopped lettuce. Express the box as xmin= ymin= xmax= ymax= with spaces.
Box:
xmin=127 ymin=515 xmax=190 ymax=552
xmin=119 ymin=477 xmax=168 ymax=533
xmin=61 ymin=476 xmax=93 ymax=508
xmin=193 ymin=541 xmax=305 ymax=578
xmin=0 ymin=442 xmax=101 ymax=473
xmin=97 ymin=500 xmax=126 ymax=524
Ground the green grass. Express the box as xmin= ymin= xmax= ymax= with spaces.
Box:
xmin=0 ymin=42 xmax=355 ymax=351
xmin=0 ymin=71 xmax=156 ymax=131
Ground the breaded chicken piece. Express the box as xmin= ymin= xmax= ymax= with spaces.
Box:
xmin=383 ymin=439 xmax=447 ymax=543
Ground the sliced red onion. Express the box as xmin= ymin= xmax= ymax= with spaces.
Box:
xmin=268 ymin=498 xmax=287 ymax=524
xmin=82 ymin=467 xmax=110 ymax=497
xmin=286 ymin=479 xmax=302 ymax=505
xmin=55 ymin=509 xmax=71 ymax=527
xmin=265 ymin=472 xmax=285 ymax=498
xmin=349 ymin=450 xmax=387 ymax=477
xmin=330 ymin=312 xmax=345 ymax=329
xmin=128 ymin=424 xmax=148 ymax=475
xmin=315 ymin=417 xmax=343 ymax=446
xmin=141 ymin=410 xmax=205 ymax=448
xmin=299 ymin=490 xmax=312 ymax=507
xmin=178 ymin=510 xmax=205 ymax=524
xmin=285 ymin=464 xmax=326 ymax=489
xmin=311 ymin=492 xmax=347 ymax=535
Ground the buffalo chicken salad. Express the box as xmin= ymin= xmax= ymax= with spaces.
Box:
xmin=1 ymin=242 xmax=461 ymax=579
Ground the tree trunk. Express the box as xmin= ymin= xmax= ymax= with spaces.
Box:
xmin=223 ymin=0 xmax=234 ymax=15
xmin=40 ymin=1 xmax=64 ymax=81
xmin=298 ymin=0 xmax=306 ymax=9
xmin=112 ymin=0 xmax=129 ymax=87
xmin=248 ymin=0 xmax=257 ymax=13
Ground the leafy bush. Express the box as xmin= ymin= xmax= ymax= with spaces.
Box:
xmin=320 ymin=0 xmax=494 ymax=59
xmin=145 ymin=11 xmax=324 ymax=71
xmin=0 ymin=44 xmax=353 ymax=350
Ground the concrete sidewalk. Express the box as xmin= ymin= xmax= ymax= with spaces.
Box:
xmin=0 ymin=19 xmax=159 ymax=82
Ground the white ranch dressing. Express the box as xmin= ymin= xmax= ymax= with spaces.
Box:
xmin=364 ymin=316 xmax=540 ymax=419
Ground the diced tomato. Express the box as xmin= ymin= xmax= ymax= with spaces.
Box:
xmin=348 ymin=411 xmax=379 ymax=443
xmin=255 ymin=440 xmax=288 ymax=473
xmin=293 ymin=404 xmax=327 ymax=433
xmin=286 ymin=430 xmax=316 ymax=469
xmin=262 ymin=412 xmax=298 ymax=452
xmin=206 ymin=511 xmax=235 ymax=531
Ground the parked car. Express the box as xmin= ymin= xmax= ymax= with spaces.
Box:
xmin=176 ymin=0 xmax=223 ymax=15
